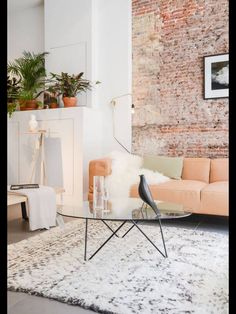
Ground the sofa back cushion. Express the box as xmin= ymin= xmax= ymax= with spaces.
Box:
xmin=142 ymin=155 xmax=184 ymax=179
xmin=182 ymin=158 xmax=210 ymax=183
xmin=210 ymin=158 xmax=228 ymax=183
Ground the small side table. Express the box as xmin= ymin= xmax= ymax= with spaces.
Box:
xmin=7 ymin=194 xmax=28 ymax=220
xmin=7 ymin=187 xmax=65 ymax=221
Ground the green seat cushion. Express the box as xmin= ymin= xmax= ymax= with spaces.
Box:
xmin=143 ymin=155 xmax=184 ymax=180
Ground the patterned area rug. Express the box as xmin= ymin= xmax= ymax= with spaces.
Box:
xmin=8 ymin=220 xmax=228 ymax=314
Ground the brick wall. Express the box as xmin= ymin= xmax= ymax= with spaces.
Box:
xmin=132 ymin=0 xmax=228 ymax=157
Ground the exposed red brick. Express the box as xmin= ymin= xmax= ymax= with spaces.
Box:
xmin=132 ymin=0 xmax=228 ymax=158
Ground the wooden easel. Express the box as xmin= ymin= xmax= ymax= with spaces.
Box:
xmin=25 ymin=129 xmax=65 ymax=208
xmin=27 ymin=130 xmax=47 ymax=185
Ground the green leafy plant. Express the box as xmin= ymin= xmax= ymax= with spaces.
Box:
xmin=43 ymin=91 xmax=54 ymax=104
xmin=7 ymin=75 xmax=21 ymax=117
xmin=7 ymin=51 xmax=48 ymax=102
xmin=7 ymin=102 xmax=18 ymax=117
xmin=43 ymin=91 xmax=58 ymax=108
xmin=48 ymin=72 xmax=100 ymax=97
xmin=36 ymin=101 xmax=44 ymax=109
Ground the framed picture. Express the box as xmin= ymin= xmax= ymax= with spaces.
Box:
xmin=203 ymin=53 xmax=229 ymax=99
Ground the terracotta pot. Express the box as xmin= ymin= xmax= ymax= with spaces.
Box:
xmin=19 ymin=100 xmax=38 ymax=110
xmin=49 ymin=102 xmax=59 ymax=109
xmin=63 ymin=97 xmax=77 ymax=107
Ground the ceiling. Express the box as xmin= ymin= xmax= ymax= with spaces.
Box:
xmin=8 ymin=0 xmax=44 ymax=12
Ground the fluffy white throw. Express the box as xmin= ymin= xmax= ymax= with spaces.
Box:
xmin=105 ymin=151 xmax=170 ymax=198
xmin=8 ymin=185 xmax=56 ymax=231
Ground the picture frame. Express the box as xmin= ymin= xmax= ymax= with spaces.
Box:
xmin=203 ymin=53 xmax=229 ymax=99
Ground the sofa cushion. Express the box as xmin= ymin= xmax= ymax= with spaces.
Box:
xmin=130 ymin=179 xmax=207 ymax=212
xmin=210 ymin=158 xmax=228 ymax=183
xmin=182 ymin=158 xmax=210 ymax=183
xmin=142 ymin=155 xmax=184 ymax=179
xmin=200 ymin=181 xmax=228 ymax=216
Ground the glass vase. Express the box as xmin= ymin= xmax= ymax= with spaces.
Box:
xmin=93 ymin=176 xmax=105 ymax=210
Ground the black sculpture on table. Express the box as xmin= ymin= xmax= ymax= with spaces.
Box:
xmin=137 ymin=174 xmax=168 ymax=257
xmin=138 ymin=174 xmax=161 ymax=216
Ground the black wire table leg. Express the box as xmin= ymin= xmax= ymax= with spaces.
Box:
xmin=131 ymin=220 xmax=167 ymax=258
xmin=158 ymin=218 xmax=168 ymax=258
xmin=102 ymin=220 xmax=119 ymax=237
xmin=88 ymin=221 xmax=126 ymax=260
xmin=121 ymin=222 xmax=136 ymax=238
xmin=84 ymin=218 xmax=88 ymax=261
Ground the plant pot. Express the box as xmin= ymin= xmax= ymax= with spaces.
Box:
xmin=49 ymin=102 xmax=59 ymax=109
xmin=19 ymin=100 xmax=38 ymax=110
xmin=63 ymin=97 xmax=77 ymax=107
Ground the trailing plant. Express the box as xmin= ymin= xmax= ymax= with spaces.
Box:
xmin=7 ymin=75 xmax=21 ymax=117
xmin=7 ymin=102 xmax=17 ymax=117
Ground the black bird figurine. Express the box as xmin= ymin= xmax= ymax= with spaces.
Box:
xmin=138 ymin=174 xmax=161 ymax=217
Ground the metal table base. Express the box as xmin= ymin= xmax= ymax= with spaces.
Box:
xmin=84 ymin=218 xmax=167 ymax=261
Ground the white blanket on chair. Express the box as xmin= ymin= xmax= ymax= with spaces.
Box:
xmin=7 ymin=185 xmax=57 ymax=231
xmin=105 ymin=151 xmax=170 ymax=198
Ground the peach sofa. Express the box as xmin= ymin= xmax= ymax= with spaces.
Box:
xmin=88 ymin=157 xmax=228 ymax=216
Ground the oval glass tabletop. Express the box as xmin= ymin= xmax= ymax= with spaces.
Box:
xmin=57 ymin=198 xmax=192 ymax=221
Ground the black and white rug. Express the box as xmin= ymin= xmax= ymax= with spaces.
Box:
xmin=8 ymin=220 xmax=228 ymax=314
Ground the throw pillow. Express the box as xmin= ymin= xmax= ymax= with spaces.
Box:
xmin=142 ymin=155 xmax=184 ymax=180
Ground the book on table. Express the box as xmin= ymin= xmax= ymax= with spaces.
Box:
xmin=10 ymin=184 xmax=39 ymax=190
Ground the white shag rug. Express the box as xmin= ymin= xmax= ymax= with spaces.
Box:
xmin=105 ymin=151 xmax=170 ymax=197
xmin=8 ymin=220 xmax=228 ymax=314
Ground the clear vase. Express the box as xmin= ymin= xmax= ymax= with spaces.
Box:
xmin=93 ymin=176 xmax=105 ymax=210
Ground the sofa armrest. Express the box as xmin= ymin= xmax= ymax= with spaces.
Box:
xmin=88 ymin=158 xmax=112 ymax=200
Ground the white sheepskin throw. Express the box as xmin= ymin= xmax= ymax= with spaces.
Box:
xmin=105 ymin=151 xmax=170 ymax=197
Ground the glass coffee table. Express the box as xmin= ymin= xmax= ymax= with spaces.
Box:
xmin=57 ymin=198 xmax=191 ymax=261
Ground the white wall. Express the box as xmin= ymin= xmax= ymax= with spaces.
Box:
xmin=7 ymin=0 xmax=132 ymax=204
xmin=45 ymin=0 xmax=132 ymax=153
xmin=8 ymin=0 xmax=132 ymax=156
xmin=44 ymin=0 xmax=93 ymax=107
xmin=93 ymin=0 xmax=132 ymax=155
xmin=7 ymin=3 xmax=44 ymax=62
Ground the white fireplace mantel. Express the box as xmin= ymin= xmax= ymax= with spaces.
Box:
xmin=7 ymin=107 xmax=102 ymax=206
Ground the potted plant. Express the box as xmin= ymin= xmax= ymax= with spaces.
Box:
xmin=43 ymin=91 xmax=59 ymax=109
xmin=48 ymin=72 xmax=100 ymax=107
xmin=7 ymin=51 xmax=48 ymax=110
xmin=7 ymin=75 xmax=21 ymax=117
xmin=49 ymin=96 xmax=58 ymax=109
